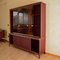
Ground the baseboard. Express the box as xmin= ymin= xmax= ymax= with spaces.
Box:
xmin=46 ymin=52 xmax=60 ymax=58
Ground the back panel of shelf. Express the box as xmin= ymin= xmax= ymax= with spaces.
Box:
xmin=31 ymin=39 xmax=39 ymax=53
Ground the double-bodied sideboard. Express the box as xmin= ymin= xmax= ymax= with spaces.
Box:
xmin=9 ymin=2 xmax=46 ymax=58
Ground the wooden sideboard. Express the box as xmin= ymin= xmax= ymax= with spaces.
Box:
xmin=9 ymin=2 xmax=46 ymax=58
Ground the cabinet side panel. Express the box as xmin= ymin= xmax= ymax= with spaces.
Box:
xmin=40 ymin=2 xmax=46 ymax=54
xmin=10 ymin=10 xmax=13 ymax=32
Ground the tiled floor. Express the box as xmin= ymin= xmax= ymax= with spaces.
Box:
xmin=0 ymin=42 xmax=60 ymax=60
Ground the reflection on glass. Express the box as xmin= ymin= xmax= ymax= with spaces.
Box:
xmin=13 ymin=11 xmax=18 ymax=26
xmin=13 ymin=10 xmax=29 ymax=34
xmin=19 ymin=13 xmax=23 ymax=24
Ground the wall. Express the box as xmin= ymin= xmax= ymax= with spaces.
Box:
xmin=45 ymin=0 xmax=60 ymax=56
xmin=0 ymin=0 xmax=60 ymax=56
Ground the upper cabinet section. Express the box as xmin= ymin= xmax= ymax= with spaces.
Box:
xmin=10 ymin=2 xmax=46 ymax=37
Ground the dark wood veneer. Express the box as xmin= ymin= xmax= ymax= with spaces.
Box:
xmin=9 ymin=2 xmax=46 ymax=58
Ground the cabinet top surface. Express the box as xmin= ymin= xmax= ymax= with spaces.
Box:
xmin=10 ymin=32 xmax=40 ymax=40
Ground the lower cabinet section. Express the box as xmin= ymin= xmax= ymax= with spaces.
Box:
xmin=9 ymin=34 xmax=45 ymax=58
xmin=13 ymin=35 xmax=39 ymax=54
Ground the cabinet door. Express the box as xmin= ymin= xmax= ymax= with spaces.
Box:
xmin=32 ymin=4 xmax=40 ymax=36
xmin=13 ymin=36 xmax=31 ymax=51
xmin=33 ymin=15 xmax=40 ymax=36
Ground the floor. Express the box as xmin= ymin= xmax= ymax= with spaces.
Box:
xmin=0 ymin=42 xmax=60 ymax=60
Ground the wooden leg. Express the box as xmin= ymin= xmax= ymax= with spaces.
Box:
xmin=38 ymin=54 xmax=40 ymax=58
